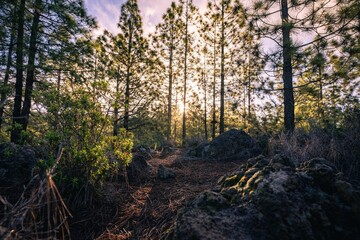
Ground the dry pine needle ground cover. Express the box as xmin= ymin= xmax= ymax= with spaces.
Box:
xmin=92 ymin=150 xmax=244 ymax=240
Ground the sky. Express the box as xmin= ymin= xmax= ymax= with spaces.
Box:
xmin=83 ymin=0 xmax=208 ymax=36
xmin=83 ymin=0 xmax=315 ymax=58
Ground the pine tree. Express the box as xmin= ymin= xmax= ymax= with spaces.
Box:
xmin=152 ymin=2 xmax=183 ymax=141
xmin=7 ymin=0 xmax=95 ymax=143
xmin=178 ymin=0 xmax=199 ymax=145
xmin=20 ymin=0 xmax=42 ymax=132
xmin=200 ymin=2 xmax=220 ymax=139
xmin=116 ymin=0 xmax=162 ymax=132
xmin=0 ymin=1 xmax=17 ymax=130
xmin=10 ymin=0 xmax=26 ymax=143
xmin=231 ymin=28 xmax=264 ymax=130
xmin=206 ymin=0 xmax=245 ymax=134
xmin=250 ymin=0 xmax=359 ymax=132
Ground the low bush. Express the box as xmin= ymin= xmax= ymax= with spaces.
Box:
xmin=268 ymin=109 xmax=360 ymax=180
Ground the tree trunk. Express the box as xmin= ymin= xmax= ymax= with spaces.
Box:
xmin=182 ymin=0 xmax=189 ymax=146
xmin=318 ymin=63 xmax=324 ymax=123
xmin=281 ymin=0 xmax=295 ymax=132
xmin=167 ymin=24 xmax=174 ymax=141
xmin=124 ymin=68 xmax=130 ymax=130
xmin=0 ymin=3 xmax=17 ymax=129
xmin=174 ymin=91 xmax=178 ymax=142
xmin=57 ymin=69 xmax=61 ymax=92
xmin=21 ymin=0 xmax=42 ymax=132
xmin=203 ymin=65 xmax=208 ymax=140
xmin=113 ymin=67 xmax=120 ymax=136
xmin=247 ymin=52 xmax=251 ymax=120
xmin=212 ymin=33 xmax=216 ymax=139
xmin=124 ymin=21 xmax=133 ymax=131
xmin=219 ymin=0 xmax=225 ymax=134
xmin=11 ymin=0 xmax=26 ymax=143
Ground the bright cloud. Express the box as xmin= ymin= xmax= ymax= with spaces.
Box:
xmin=84 ymin=0 xmax=208 ymax=36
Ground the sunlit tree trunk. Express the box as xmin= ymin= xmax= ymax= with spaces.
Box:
xmin=247 ymin=52 xmax=251 ymax=122
xmin=219 ymin=0 xmax=225 ymax=134
xmin=203 ymin=62 xmax=208 ymax=140
xmin=167 ymin=24 xmax=174 ymax=141
xmin=212 ymin=34 xmax=217 ymax=139
xmin=182 ymin=0 xmax=189 ymax=146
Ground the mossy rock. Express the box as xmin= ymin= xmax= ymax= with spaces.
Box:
xmin=168 ymin=155 xmax=360 ymax=240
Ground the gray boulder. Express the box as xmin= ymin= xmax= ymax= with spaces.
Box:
xmin=157 ymin=164 xmax=176 ymax=180
xmin=127 ymin=150 xmax=153 ymax=180
xmin=0 ymin=143 xmax=37 ymax=187
xmin=187 ymin=129 xmax=260 ymax=160
xmin=168 ymin=155 xmax=360 ymax=240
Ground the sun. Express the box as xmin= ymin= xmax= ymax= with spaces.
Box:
xmin=177 ymin=102 xmax=185 ymax=114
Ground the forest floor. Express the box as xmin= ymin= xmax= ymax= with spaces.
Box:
xmin=89 ymin=149 xmax=245 ymax=240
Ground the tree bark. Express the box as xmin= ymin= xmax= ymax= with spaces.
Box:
xmin=247 ymin=52 xmax=251 ymax=120
xmin=182 ymin=0 xmax=189 ymax=146
xmin=219 ymin=0 xmax=225 ymax=134
xmin=281 ymin=0 xmax=295 ymax=132
xmin=203 ymin=64 xmax=208 ymax=140
xmin=167 ymin=24 xmax=174 ymax=141
xmin=317 ymin=51 xmax=324 ymax=123
xmin=212 ymin=31 xmax=216 ymax=139
xmin=124 ymin=21 xmax=133 ymax=131
xmin=0 ymin=3 xmax=17 ymax=129
xmin=113 ymin=67 xmax=120 ymax=136
xmin=21 ymin=0 xmax=42 ymax=132
xmin=11 ymin=0 xmax=26 ymax=143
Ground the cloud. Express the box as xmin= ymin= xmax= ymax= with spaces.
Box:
xmin=84 ymin=0 xmax=123 ymax=35
xmin=84 ymin=0 xmax=209 ymax=36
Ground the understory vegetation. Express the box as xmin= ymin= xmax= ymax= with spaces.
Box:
xmin=0 ymin=0 xmax=359 ymax=239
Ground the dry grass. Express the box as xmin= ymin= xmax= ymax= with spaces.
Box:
xmin=268 ymin=127 xmax=360 ymax=180
xmin=0 ymin=146 xmax=72 ymax=240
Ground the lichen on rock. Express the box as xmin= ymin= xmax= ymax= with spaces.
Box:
xmin=167 ymin=154 xmax=360 ymax=240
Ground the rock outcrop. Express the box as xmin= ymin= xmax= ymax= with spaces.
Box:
xmin=0 ymin=143 xmax=37 ymax=187
xmin=168 ymin=155 xmax=360 ymax=240
xmin=127 ymin=147 xmax=153 ymax=180
xmin=187 ymin=129 xmax=261 ymax=160
xmin=157 ymin=164 xmax=176 ymax=180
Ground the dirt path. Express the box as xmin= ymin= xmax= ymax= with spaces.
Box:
xmin=95 ymin=150 xmax=245 ymax=240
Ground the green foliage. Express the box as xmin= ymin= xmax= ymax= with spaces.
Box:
xmin=68 ymin=132 xmax=133 ymax=184
xmin=40 ymin=74 xmax=134 ymax=188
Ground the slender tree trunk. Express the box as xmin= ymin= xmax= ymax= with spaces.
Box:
xmin=93 ymin=51 xmax=98 ymax=101
xmin=113 ymin=67 xmax=120 ymax=136
xmin=124 ymin=68 xmax=130 ymax=130
xmin=11 ymin=0 xmax=26 ymax=143
xmin=243 ymin=72 xmax=246 ymax=126
xmin=167 ymin=24 xmax=174 ymax=141
xmin=174 ymin=91 xmax=178 ymax=142
xmin=21 ymin=0 xmax=42 ymax=132
xmin=0 ymin=3 xmax=17 ymax=129
xmin=57 ymin=69 xmax=61 ymax=92
xmin=212 ymin=34 xmax=216 ymax=139
xmin=247 ymin=53 xmax=251 ymax=120
xmin=124 ymin=22 xmax=133 ymax=131
xmin=182 ymin=0 xmax=189 ymax=146
xmin=281 ymin=0 xmax=295 ymax=132
xmin=219 ymin=0 xmax=225 ymax=134
xmin=318 ymin=64 xmax=324 ymax=123
xmin=203 ymin=64 xmax=208 ymax=140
